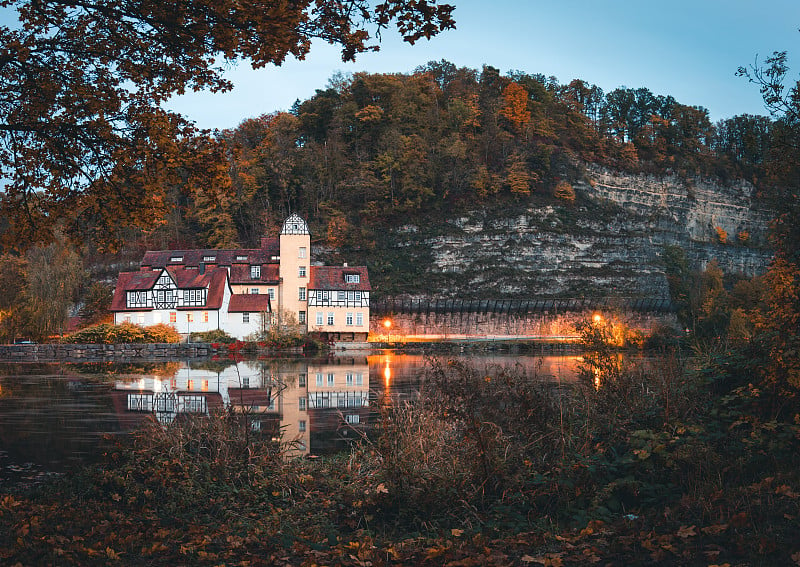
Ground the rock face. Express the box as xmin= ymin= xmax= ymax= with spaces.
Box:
xmin=368 ymin=165 xmax=775 ymax=300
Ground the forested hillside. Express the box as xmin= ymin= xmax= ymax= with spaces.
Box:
xmin=159 ymin=62 xmax=775 ymax=251
xmin=124 ymin=61 xmax=776 ymax=299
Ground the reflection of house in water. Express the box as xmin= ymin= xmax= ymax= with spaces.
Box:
xmin=111 ymin=357 xmax=371 ymax=457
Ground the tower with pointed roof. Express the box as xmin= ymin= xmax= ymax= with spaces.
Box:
xmin=278 ymin=214 xmax=311 ymax=327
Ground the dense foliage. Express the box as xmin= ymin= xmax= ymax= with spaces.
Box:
xmin=64 ymin=322 xmax=182 ymax=344
xmin=0 ymin=0 xmax=454 ymax=248
xmin=132 ymin=62 xmax=780 ymax=255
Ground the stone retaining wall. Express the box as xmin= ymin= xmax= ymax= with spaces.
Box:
xmin=0 ymin=343 xmax=213 ymax=362
xmin=370 ymin=310 xmax=679 ymax=339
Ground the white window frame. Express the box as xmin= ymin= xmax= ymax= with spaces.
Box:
xmin=298 ymin=287 xmax=306 ymax=300
xmin=327 ymin=312 xmax=334 ymax=326
xmin=251 ymin=265 xmax=261 ymax=279
xmin=356 ymin=312 xmax=363 ymax=326
xmin=316 ymin=312 xmax=323 ymax=326
xmin=298 ymin=266 xmax=306 ymax=278
xmin=242 ymin=312 xmax=250 ymax=323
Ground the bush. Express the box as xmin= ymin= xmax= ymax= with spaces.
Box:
xmin=189 ymin=328 xmax=236 ymax=344
xmin=63 ymin=322 xmax=182 ymax=343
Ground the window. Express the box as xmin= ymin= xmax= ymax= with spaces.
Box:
xmin=203 ymin=312 xmax=209 ymax=323
xmin=338 ymin=291 xmax=346 ymax=302
xmin=299 ymin=374 xmax=306 ymax=387
xmin=298 ymin=247 xmax=307 ymax=259
xmin=346 ymin=312 xmax=353 ymax=326
xmin=298 ymin=420 xmax=306 ymax=432
xmin=346 ymin=414 xmax=360 ymax=425
xmin=345 ymin=274 xmax=360 ymax=283
xmin=124 ymin=315 xmax=131 ymax=323
xmin=187 ymin=380 xmax=194 ymax=390
xmin=242 ymin=312 xmax=250 ymax=323
xmin=316 ymin=312 xmax=323 ymax=326
xmin=268 ymin=288 xmax=275 ymax=300
xmin=299 ymin=311 xmax=306 ymax=324
xmin=327 ymin=373 xmax=334 ymax=386
xmin=316 ymin=372 xmax=323 ymax=386
xmin=298 ymin=266 xmax=306 ymax=278
xmin=187 ymin=313 xmax=193 ymax=323
xmin=170 ymin=256 xmax=183 ymax=262
xmin=169 ymin=312 xmax=176 ymax=323
xmin=356 ymin=313 xmax=363 ymax=326
xmin=236 ymin=255 xmax=248 ymax=261
xmin=299 ymin=397 xmax=306 ymax=411
xmin=356 ymin=372 xmax=363 ymax=386
xmin=346 ymin=372 xmax=353 ymax=386
xmin=327 ymin=312 xmax=334 ymax=326
xmin=298 ymin=287 xmax=306 ymax=300
xmin=203 ymin=255 xmax=216 ymax=262
xmin=137 ymin=314 xmax=144 ymax=325
xmin=242 ymin=376 xmax=250 ymax=388
xmin=250 ymin=265 xmax=261 ymax=279
xmin=251 ymin=288 xmax=259 ymax=294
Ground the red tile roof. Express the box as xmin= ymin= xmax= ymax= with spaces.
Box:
xmin=309 ymin=266 xmax=371 ymax=291
xmin=228 ymin=294 xmax=271 ymax=313
xmin=229 ymin=263 xmax=280 ymax=285
xmin=111 ymin=267 xmax=229 ymax=312
xmin=140 ymin=237 xmax=280 ymax=270
xmin=228 ymin=388 xmax=272 ymax=407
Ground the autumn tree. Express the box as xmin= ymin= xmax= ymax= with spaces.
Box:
xmin=739 ymin=45 xmax=800 ymax=393
xmin=24 ymin=235 xmax=83 ymax=340
xmin=0 ymin=0 xmax=455 ymax=249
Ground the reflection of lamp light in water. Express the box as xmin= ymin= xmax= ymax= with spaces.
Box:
xmin=593 ymin=313 xmax=603 ymax=324
xmin=383 ymin=318 xmax=392 ymax=343
xmin=384 ymin=360 xmax=392 ymax=387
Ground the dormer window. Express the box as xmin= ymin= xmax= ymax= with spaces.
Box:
xmin=345 ymin=274 xmax=360 ymax=284
xmin=170 ymin=256 xmax=183 ymax=262
xmin=203 ymin=255 xmax=216 ymax=262
xmin=236 ymin=255 xmax=248 ymax=262
xmin=251 ymin=265 xmax=261 ymax=279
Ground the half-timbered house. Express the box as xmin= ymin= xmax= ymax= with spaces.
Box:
xmin=110 ymin=214 xmax=370 ymax=340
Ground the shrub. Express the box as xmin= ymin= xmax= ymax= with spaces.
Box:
xmin=189 ymin=328 xmax=236 ymax=344
xmin=63 ymin=322 xmax=181 ymax=343
xmin=553 ymin=180 xmax=576 ymax=203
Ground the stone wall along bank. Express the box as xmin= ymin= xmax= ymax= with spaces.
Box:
xmin=0 ymin=343 xmax=212 ymax=362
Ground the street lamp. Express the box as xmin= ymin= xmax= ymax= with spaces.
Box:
xmin=383 ymin=318 xmax=392 ymax=344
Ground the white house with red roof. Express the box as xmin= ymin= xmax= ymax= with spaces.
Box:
xmin=110 ymin=214 xmax=370 ymax=341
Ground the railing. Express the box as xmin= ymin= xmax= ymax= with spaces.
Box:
xmin=372 ymin=297 xmax=675 ymax=315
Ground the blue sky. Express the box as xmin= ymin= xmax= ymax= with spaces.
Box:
xmin=166 ymin=0 xmax=800 ymax=131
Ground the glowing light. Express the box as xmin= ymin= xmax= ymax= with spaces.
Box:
xmin=383 ymin=319 xmax=392 ymax=329
xmin=383 ymin=354 xmax=392 ymax=387
xmin=593 ymin=313 xmax=603 ymax=323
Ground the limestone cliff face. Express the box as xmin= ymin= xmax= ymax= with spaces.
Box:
xmin=357 ymin=165 xmax=776 ymax=301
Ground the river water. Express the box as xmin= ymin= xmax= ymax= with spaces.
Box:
xmin=0 ymin=351 xmax=583 ymax=487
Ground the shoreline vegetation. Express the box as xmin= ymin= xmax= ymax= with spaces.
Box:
xmin=1 ymin=320 xmax=798 ymax=565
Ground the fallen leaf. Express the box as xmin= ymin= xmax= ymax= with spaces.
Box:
xmin=676 ymin=525 xmax=696 ymax=538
